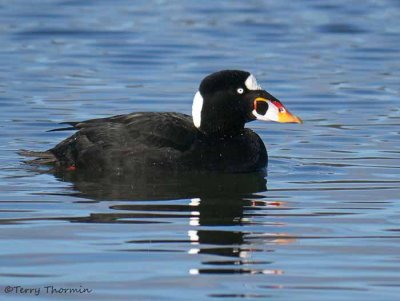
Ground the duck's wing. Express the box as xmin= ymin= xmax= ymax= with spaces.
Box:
xmin=49 ymin=112 xmax=199 ymax=169
xmin=77 ymin=112 xmax=197 ymax=150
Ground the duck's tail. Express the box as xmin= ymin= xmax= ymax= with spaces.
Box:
xmin=18 ymin=149 xmax=57 ymax=165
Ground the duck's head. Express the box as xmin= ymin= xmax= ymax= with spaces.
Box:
xmin=192 ymin=70 xmax=302 ymax=136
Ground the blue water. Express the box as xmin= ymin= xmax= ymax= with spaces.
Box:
xmin=1 ymin=0 xmax=400 ymax=300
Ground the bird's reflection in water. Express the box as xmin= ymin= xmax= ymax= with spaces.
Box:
xmin=53 ymin=169 xmax=267 ymax=201
xmin=53 ymin=168 xmax=294 ymax=275
xmin=186 ymin=196 xmax=291 ymax=275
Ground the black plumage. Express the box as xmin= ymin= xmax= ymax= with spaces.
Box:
xmin=48 ymin=112 xmax=266 ymax=173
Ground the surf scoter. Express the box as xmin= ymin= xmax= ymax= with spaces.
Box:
xmin=22 ymin=70 xmax=302 ymax=173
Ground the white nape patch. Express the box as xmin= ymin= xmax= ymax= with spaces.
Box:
xmin=192 ymin=91 xmax=203 ymax=128
xmin=245 ymin=74 xmax=262 ymax=91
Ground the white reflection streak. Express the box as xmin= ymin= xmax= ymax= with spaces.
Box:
xmin=188 ymin=198 xmax=201 ymax=255
xmin=189 ymin=198 xmax=201 ymax=206
xmin=239 ymin=250 xmax=250 ymax=259
xmin=188 ymin=230 xmax=199 ymax=244
xmin=189 ymin=198 xmax=200 ymax=226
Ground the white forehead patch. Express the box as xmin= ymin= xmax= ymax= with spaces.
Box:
xmin=245 ymin=74 xmax=262 ymax=90
xmin=192 ymin=91 xmax=203 ymax=128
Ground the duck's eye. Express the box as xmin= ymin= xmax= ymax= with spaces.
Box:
xmin=237 ymin=88 xmax=244 ymax=94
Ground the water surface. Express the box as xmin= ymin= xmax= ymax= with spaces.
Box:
xmin=1 ymin=0 xmax=400 ymax=300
